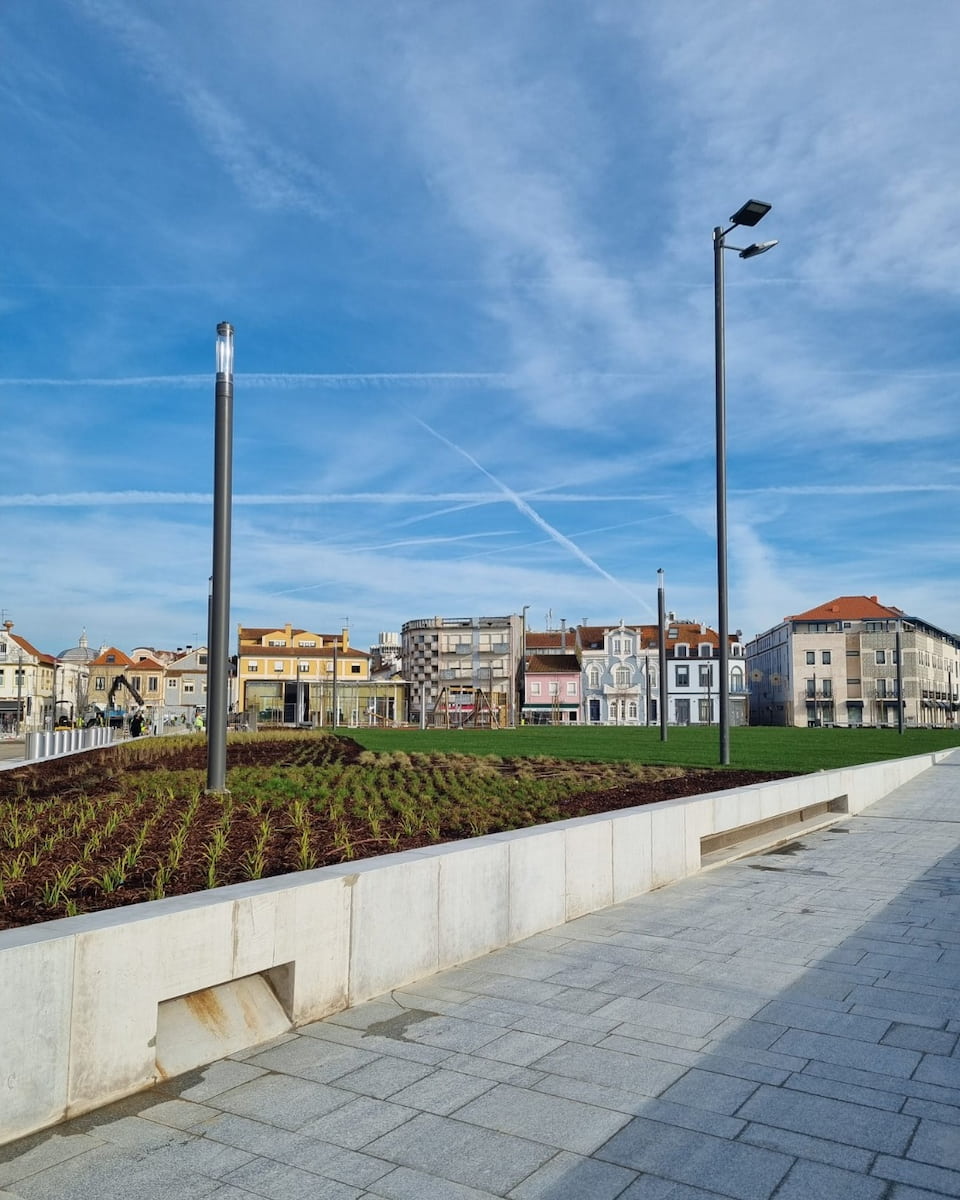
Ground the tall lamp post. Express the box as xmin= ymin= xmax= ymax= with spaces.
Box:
xmin=519 ymin=605 xmax=529 ymax=726
xmin=714 ymin=200 xmax=777 ymax=765
xmin=657 ymin=569 xmax=668 ymax=742
xmin=206 ymin=322 xmax=234 ymax=793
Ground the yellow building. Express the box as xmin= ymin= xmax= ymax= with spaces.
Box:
xmin=238 ymin=623 xmax=404 ymax=726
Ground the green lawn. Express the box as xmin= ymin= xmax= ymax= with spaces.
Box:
xmin=343 ymin=724 xmax=960 ymax=773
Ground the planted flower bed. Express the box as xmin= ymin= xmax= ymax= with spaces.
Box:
xmin=0 ymin=731 xmax=792 ymax=930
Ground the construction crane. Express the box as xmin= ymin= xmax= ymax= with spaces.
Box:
xmin=106 ymin=674 xmax=145 ymax=713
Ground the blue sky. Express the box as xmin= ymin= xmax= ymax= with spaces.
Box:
xmin=2 ymin=1 xmax=959 ymax=659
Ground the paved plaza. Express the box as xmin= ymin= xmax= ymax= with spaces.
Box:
xmin=1 ymin=753 xmax=958 ymax=1199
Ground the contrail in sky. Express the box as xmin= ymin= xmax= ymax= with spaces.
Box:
xmin=410 ymin=414 xmax=652 ymax=612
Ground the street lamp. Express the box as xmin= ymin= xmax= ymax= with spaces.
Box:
xmin=519 ymin=605 xmax=529 ymax=726
xmin=206 ymin=321 xmax=234 ymax=793
xmin=657 ymin=569 xmax=668 ymax=742
xmin=714 ymin=200 xmax=777 ymax=765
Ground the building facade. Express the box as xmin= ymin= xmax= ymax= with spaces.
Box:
xmin=746 ymin=595 xmax=960 ymax=728
xmin=159 ymin=646 xmax=210 ymax=725
xmin=87 ymin=647 xmax=163 ymax=726
xmin=522 ymin=654 xmax=582 ymax=723
xmin=237 ymin=624 xmax=403 ymax=727
xmin=578 ymin=619 xmax=747 ymax=726
xmin=402 ymin=615 xmax=523 ymax=727
xmin=0 ymin=623 xmax=55 ymax=733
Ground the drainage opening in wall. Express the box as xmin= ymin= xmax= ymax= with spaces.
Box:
xmin=700 ymin=795 xmax=849 ymax=867
xmin=155 ymin=963 xmax=295 ymax=1080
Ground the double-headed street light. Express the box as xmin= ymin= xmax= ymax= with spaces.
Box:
xmin=715 ymin=200 xmax=777 ymax=765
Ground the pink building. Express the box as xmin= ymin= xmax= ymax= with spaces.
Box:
xmin=522 ymin=653 xmax=582 ymax=723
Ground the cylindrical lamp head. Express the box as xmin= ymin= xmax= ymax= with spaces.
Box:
xmin=216 ymin=322 xmax=234 ymax=377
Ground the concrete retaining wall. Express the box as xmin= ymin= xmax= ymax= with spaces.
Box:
xmin=0 ymin=749 xmax=949 ymax=1146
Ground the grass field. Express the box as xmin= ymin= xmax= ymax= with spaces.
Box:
xmin=344 ymin=724 xmax=960 ymax=773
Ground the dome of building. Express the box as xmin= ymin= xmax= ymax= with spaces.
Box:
xmin=58 ymin=630 xmax=98 ymax=664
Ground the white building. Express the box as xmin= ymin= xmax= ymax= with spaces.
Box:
xmin=578 ymin=618 xmax=746 ymax=726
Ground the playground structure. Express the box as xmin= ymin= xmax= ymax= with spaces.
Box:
xmin=429 ymin=686 xmax=505 ymax=729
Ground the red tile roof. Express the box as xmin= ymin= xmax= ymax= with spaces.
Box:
xmin=9 ymin=633 xmax=53 ymax=663
xmin=577 ymin=623 xmax=729 ymax=650
xmin=786 ymin=596 xmax=903 ymax=622
xmin=526 ymin=654 xmax=581 ymax=673
xmin=90 ymin=646 xmax=135 ymax=668
xmin=525 ymin=632 xmax=575 ymax=650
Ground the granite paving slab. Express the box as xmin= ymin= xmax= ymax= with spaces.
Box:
xmin=1 ymin=751 xmax=958 ymax=1199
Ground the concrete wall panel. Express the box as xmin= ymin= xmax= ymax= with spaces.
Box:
xmin=500 ymin=827 xmax=566 ymax=941
xmin=565 ymin=818 xmax=613 ymax=920
xmin=611 ymin=808 xmax=653 ymax=902
xmin=347 ymin=856 xmax=440 ymax=1005
xmin=435 ymin=841 xmax=510 ymax=969
xmin=649 ymin=803 xmax=689 ymax=888
xmin=0 ymin=935 xmax=74 ymax=1141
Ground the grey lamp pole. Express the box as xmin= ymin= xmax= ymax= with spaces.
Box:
xmin=714 ymin=200 xmax=777 ymax=765
xmin=657 ymin=569 xmax=668 ymax=741
xmin=520 ymin=605 xmax=529 ymax=726
xmin=206 ymin=321 xmax=234 ymax=793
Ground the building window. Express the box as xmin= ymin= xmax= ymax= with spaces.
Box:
xmin=167 ymin=678 xmax=177 ymax=688
xmin=351 ymin=664 xmax=361 ymax=674
xmin=148 ymin=677 xmax=158 ymax=692
xmin=612 ymin=638 xmax=622 ymax=655
xmin=587 ymin=666 xmax=600 ymax=689
xmin=676 ymin=665 xmax=689 ymax=687
xmin=566 ymin=681 xmax=577 ymax=695
xmin=184 ymin=682 xmax=195 ymax=694
xmin=248 ymin=662 xmax=259 ymax=673
xmin=199 ymin=654 xmax=207 ymax=666
xmin=549 ymin=682 xmax=559 ymax=695
xmin=806 ymin=678 xmax=816 ymax=697
xmin=298 ymin=662 xmax=310 ymax=673
xmin=95 ymin=677 xmax=105 ymax=690
xmin=274 ymin=661 xmax=285 ymax=672
xmin=675 ymin=644 xmax=688 ymax=657
xmin=822 ymin=651 xmax=831 ymax=665
xmin=876 ymin=650 xmax=886 ymax=664
xmin=531 ymin=682 xmax=541 ymax=696
xmin=628 ymin=701 xmax=637 ymax=719
xmin=268 ymin=640 xmax=285 ymax=647
xmin=699 ymin=665 xmax=713 ymax=688
xmin=615 ymin=666 xmax=630 ymax=687
xmin=806 ymin=651 xmax=815 ymax=665
xmin=298 ymin=640 xmax=316 ymax=647
xmin=699 ymin=698 xmax=713 ymax=723
xmin=822 ymin=679 xmax=832 ymax=698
